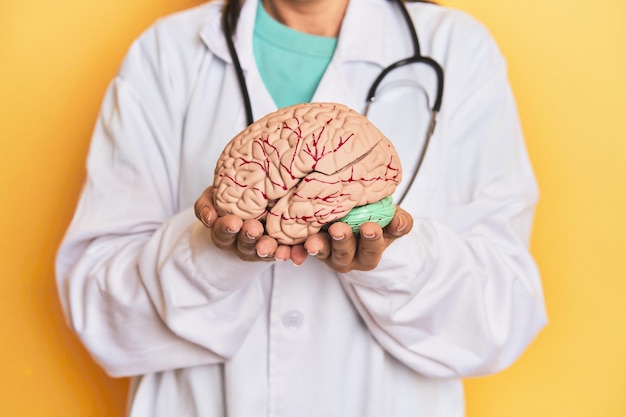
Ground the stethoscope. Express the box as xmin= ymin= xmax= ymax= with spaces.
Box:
xmin=222 ymin=0 xmax=444 ymax=205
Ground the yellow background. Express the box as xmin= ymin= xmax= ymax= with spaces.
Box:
xmin=1 ymin=0 xmax=625 ymax=416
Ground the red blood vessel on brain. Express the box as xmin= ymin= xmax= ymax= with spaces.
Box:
xmin=213 ymin=102 xmax=402 ymax=244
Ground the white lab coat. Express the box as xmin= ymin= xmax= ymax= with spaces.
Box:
xmin=55 ymin=0 xmax=547 ymax=416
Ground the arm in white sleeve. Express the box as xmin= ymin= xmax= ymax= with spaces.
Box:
xmin=55 ymin=27 xmax=269 ymax=377
xmin=340 ymin=25 xmax=547 ymax=378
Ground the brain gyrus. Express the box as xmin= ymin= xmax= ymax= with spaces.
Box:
xmin=213 ymin=102 xmax=402 ymax=244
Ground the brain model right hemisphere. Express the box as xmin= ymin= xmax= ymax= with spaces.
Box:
xmin=213 ymin=102 xmax=402 ymax=245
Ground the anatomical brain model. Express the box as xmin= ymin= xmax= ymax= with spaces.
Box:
xmin=213 ymin=102 xmax=402 ymax=244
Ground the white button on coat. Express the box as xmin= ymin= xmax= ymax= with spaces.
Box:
xmin=282 ymin=310 xmax=304 ymax=329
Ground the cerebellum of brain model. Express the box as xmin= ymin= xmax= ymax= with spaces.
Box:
xmin=212 ymin=102 xmax=402 ymax=244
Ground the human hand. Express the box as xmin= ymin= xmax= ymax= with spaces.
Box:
xmin=303 ymin=207 xmax=413 ymax=273
xmin=194 ymin=186 xmax=308 ymax=265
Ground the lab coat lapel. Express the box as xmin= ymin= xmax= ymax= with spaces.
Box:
xmin=200 ymin=0 xmax=276 ymax=126
xmin=312 ymin=0 xmax=392 ymax=113
xmin=230 ymin=0 xmax=277 ymax=121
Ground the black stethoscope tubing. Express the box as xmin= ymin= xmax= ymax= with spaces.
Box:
xmin=222 ymin=7 xmax=254 ymax=126
xmin=222 ymin=0 xmax=444 ymax=205
xmin=365 ymin=0 xmax=444 ymax=113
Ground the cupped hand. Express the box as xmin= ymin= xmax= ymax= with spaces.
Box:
xmin=194 ymin=187 xmax=412 ymax=269
xmin=303 ymin=207 xmax=414 ymax=273
xmin=194 ymin=186 xmax=307 ymax=265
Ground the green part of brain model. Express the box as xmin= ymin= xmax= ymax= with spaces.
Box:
xmin=338 ymin=196 xmax=396 ymax=233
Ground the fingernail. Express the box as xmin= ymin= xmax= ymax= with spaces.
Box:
xmin=396 ymin=214 xmax=407 ymax=232
xmin=245 ymin=231 xmax=258 ymax=240
xmin=225 ymin=226 xmax=238 ymax=234
xmin=257 ymin=250 xmax=269 ymax=258
xmin=307 ymin=249 xmax=319 ymax=256
xmin=200 ymin=207 xmax=211 ymax=225
xmin=274 ymin=257 xmax=286 ymax=262
xmin=361 ymin=230 xmax=375 ymax=239
xmin=332 ymin=233 xmax=345 ymax=241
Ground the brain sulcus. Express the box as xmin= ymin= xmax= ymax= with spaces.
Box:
xmin=213 ymin=102 xmax=402 ymax=244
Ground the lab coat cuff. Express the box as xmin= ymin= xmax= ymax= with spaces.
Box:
xmin=342 ymin=222 xmax=431 ymax=291
xmin=188 ymin=210 xmax=271 ymax=294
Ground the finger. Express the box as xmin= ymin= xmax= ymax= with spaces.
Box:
xmin=194 ymin=186 xmax=218 ymax=228
xmin=303 ymin=232 xmax=331 ymax=259
xmin=327 ymin=222 xmax=357 ymax=268
xmin=385 ymin=207 xmax=413 ymax=238
xmin=274 ymin=245 xmax=291 ymax=262
xmin=211 ymin=215 xmax=243 ymax=249
xmin=237 ymin=219 xmax=265 ymax=258
xmin=255 ymin=235 xmax=278 ymax=259
xmin=356 ymin=222 xmax=385 ymax=270
xmin=290 ymin=244 xmax=308 ymax=266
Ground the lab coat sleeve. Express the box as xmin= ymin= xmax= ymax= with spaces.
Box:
xmin=339 ymin=25 xmax=547 ymax=378
xmin=55 ymin=25 xmax=269 ymax=377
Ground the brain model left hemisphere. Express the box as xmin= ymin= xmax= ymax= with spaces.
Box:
xmin=213 ymin=102 xmax=402 ymax=244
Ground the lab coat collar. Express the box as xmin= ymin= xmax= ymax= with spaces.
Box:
xmin=335 ymin=0 xmax=392 ymax=66
xmin=199 ymin=0 xmax=257 ymax=69
xmin=199 ymin=0 xmax=393 ymax=70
